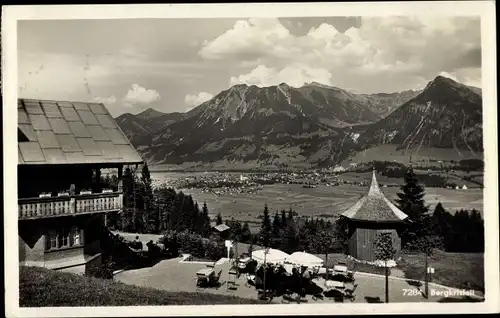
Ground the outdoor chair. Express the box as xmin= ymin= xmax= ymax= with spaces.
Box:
xmin=344 ymin=284 xmax=358 ymax=302
xmin=324 ymin=288 xmax=345 ymax=302
xmin=196 ymin=276 xmax=209 ymax=288
xmin=347 ymin=264 xmax=357 ymax=282
xmin=311 ymin=267 xmax=320 ymax=279
xmin=245 ymin=273 xmax=256 ymax=287
xmin=211 ymin=269 xmax=223 ymax=288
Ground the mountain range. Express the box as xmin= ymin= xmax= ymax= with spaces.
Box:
xmin=115 ymin=76 xmax=483 ymax=170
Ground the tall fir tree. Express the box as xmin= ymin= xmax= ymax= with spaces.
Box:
xmin=216 ymin=212 xmax=223 ymax=225
xmin=272 ymin=211 xmax=281 ymax=239
xmin=200 ymin=202 xmax=211 ymax=236
xmin=140 ymin=163 xmax=156 ymax=233
xmin=241 ymin=221 xmax=252 ymax=243
xmin=120 ymin=167 xmax=135 ymax=231
xmin=284 ymin=212 xmax=298 ymax=253
xmin=280 ymin=209 xmax=288 ymax=228
xmin=259 ymin=204 xmax=272 ymax=247
xmin=395 ymin=165 xmax=432 ymax=249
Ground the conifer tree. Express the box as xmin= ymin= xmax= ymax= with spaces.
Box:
xmin=200 ymin=202 xmax=211 ymax=236
xmin=272 ymin=211 xmax=281 ymax=239
xmin=241 ymin=222 xmax=252 ymax=243
xmin=259 ymin=204 xmax=272 ymax=247
xmin=140 ymin=163 xmax=156 ymax=233
xmin=396 ymin=165 xmax=432 ymax=248
xmin=216 ymin=212 xmax=223 ymax=226
xmin=280 ymin=209 xmax=287 ymax=229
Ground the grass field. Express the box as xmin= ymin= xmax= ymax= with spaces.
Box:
xmin=398 ymin=250 xmax=484 ymax=292
xmin=19 ymin=266 xmax=262 ymax=307
xmin=342 ymin=145 xmax=482 ymax=166
xmin=172 ymin=183 xmax=482 ymax=231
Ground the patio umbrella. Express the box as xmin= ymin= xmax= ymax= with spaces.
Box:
xmin=251 ymin=248 xmax=290 ymax=264
xmin=286 ymin=252 xmax=324 ymax=267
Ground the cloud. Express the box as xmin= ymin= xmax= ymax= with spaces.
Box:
xmin=184 ymin=91 xmax=214 ymax=109
xmin=439 ymin=68 xmax=481 ymax=88
xmin=201 ymin=16 xmax=481 ymax=92
xmin=93 ymin=95 xmax=117 ymax=105
xmin=230 ymin=64 xmax=332 ymax=88
xmin=122 ymin=84 xmax=160 ymax=106
xmin=438 ymin=71 xmax=459 ymax=82
xmin=199 ymin=18 xmax=291 ymax=61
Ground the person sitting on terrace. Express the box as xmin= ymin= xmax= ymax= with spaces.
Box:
xmin=131 ymin=236 xmax=143 ymax=250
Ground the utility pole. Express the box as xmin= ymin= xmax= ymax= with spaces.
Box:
xmin=385 ymin=259 xmax=389 ymax=303
xmin=262 ymin=247 xmax=269 ymax=300
xmin=424 ymin=253 xmax=429 ymax=299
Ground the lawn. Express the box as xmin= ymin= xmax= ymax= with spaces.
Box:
xmin=315 ymin=251 xmax=484 ymax=293
xmin=19 ymin=266 xmax=263 ymax=307
xmin=315 ymin=253 xmax=388 ymax=276
xmin=397 ymin=250 xmax=484 ymax=292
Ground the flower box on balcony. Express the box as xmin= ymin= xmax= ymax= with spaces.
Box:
xmin=102 ymin=189 xmax=113 ymax=193
xmin=79 ymin=190 xmax=92 ymax=195
xmin=57 ymin=192 xmax=70 ymax=197
xmin=39 ymin=193 xmax=52 ymax=198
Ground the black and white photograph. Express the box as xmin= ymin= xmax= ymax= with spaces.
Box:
xmin=3 ymin=2 xmax=499 ymax=317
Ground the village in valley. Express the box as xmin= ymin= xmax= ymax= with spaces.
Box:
xmin=12 ymin=7 xmax=490 ymax=310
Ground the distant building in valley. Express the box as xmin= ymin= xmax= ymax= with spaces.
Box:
xmin=333 ymin=166 xmax=346 ymax=173
xmin=339 ymin=169 xmax=409 ymax=262
xmin=17 ymin=98 xmax=143 ymax=273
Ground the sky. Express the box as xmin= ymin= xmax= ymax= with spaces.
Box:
xmin=18 ymin=16 xmax=481 ymax=117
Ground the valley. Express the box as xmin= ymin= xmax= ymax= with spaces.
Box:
xmin=151 ymin=170 xmax=484 ymax=232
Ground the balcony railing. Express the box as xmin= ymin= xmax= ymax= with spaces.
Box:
xmin=18 ymin=191 xmax=123 ymax=220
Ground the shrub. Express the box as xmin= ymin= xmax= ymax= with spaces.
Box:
xmin=86 ymin=257 xmax=115 ymax=280
xmin=160 ymin=230 xmax=225 ymax=260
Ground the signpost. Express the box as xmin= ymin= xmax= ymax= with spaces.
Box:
xmin=427 ymin=267 xmax=435 ymax=283
xmin=225 ymin=240 xmax=233 ymax=259
xmin=262 ymin=247 xmax=270 ymax=300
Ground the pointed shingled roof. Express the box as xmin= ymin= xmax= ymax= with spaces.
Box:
xmin=341 ymin=169 xmax=408 ymax=222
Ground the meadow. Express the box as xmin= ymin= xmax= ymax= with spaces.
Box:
xmin=152 ymin=172 xmax=483 ymax=231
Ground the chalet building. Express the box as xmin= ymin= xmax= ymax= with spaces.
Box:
xmin=210 ymin=223 xmax=230 ymax=241
xmin=340 ymin=169 xmax=409 ymax=262
xmin=17 ymin=99 xmax=143 ymax=274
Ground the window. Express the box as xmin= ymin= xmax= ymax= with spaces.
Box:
xmin=45 ymin=226 xmax=83 ymax=251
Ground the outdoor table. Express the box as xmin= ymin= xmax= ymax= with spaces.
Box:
xmin=334 ymin=264 xmax=348 ymax=274
xmin=238 ymin=257 xmax=251 ymax=269
xmin=197 ymin=268 xmax=215 ymax=277
xmin=324 ymin=279 xmax=345 ymax=289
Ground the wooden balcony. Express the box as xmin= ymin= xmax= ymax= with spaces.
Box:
xmin=18 ymin=191 xmax=123 ymax=220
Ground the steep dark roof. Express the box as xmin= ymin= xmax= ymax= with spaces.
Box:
xmin=341 ymin=170 xmax=408 ymax=222
xmin=18 ymin=99 xmax=143 ymax=165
